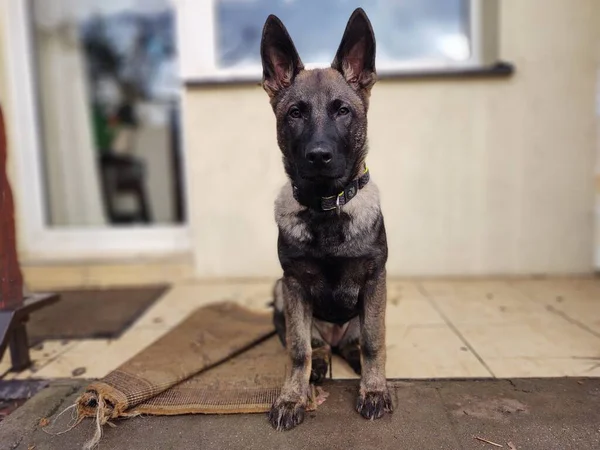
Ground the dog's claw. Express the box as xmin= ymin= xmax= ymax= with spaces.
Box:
xmin=356 ymin=390 xmax=393 ymax=420
xmin=268 ymin=400 xmax=306 ymax=431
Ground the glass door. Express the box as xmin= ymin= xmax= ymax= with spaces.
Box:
xmin=3 ymin=0 xmax=189 ymax=260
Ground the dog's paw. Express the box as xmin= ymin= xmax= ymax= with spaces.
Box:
xmin=356 ymin=389 xmax=393 ymax=420
xmin=268 ymin=399 xmax=306 ymax=431
xmin=310 ymin=357 xmax=329 ymax=385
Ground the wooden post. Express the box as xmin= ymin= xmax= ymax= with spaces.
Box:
xmin=0 ymin=105 xmax=23 ymax=309
xmin=0 ymin=104 xmax=59 ymax=372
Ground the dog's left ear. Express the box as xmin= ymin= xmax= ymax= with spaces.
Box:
xmin=331 ymin=8 xmax=377 ymax=92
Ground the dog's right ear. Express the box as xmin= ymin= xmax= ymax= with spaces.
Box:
xmin=260 ymin=15 xmax=304 ymax=98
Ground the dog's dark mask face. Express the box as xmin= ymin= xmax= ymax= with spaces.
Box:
xmin=260 ymin=9 xmax=377 ymax=198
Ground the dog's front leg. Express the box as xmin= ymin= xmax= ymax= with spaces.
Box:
xmin=268 ymin=276 xmax=312 ymax=431
xmin=356 ymin=271 xmax=393 ymax=420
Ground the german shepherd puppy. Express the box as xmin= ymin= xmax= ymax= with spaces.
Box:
xmin=261 ymin=8 xmax=392 ymax=430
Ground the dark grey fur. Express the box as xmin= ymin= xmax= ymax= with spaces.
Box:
xmin=260 ymin=8 xmax=392 ymax=431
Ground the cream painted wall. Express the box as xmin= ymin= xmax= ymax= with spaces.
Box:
xmin=185 ymin=0 xmax=600 ymax=278
xmin=0 ymin=12 xmax=5 ymax=107
xmin=595 ymin=51 xmax=600 ymax=268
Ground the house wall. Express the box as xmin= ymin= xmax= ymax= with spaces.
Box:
xmin=0 ymin=0 xmax=599 ymax=280
xmin=595 ymin=59 xmax=600 ymax=268
xmin=185 ymin=0 xmax=600 ymax=278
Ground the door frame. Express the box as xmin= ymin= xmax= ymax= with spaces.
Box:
xmin=1 ymin=0 xmax=191 ymax=262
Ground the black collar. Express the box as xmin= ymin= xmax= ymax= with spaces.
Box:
xmin=292 ymin=167 xmax=370 ymax=212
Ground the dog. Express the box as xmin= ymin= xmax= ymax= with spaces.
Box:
xmin=260 ymin=8 xmax=392 ymax=431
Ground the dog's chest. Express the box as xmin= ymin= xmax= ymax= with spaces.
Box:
xmin=274 ymin=181 xmax=382 ymax=257
xmin=274 ymin=181 xmax=385 ymax=323
xmin=280 ymin=219 xmax=380 ymax=323
xmin=277 ymin=209 xmax=381 ymax=261
xmin=309 ymin=258 xmax=369 ymax=323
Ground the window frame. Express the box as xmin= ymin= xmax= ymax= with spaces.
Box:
xmin=177 ymin=0 xmax=501 ymax=84
xmin=1 ymin=0 xmax=191 ymax=263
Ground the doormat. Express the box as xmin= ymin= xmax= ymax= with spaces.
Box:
xmin=27 ymin=285 xmax=169 ymax=346
xmin=45 ymin=302 xmax=318 ymax=449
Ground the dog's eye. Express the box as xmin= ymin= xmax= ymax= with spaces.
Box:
xmin=338 ymin=106 xmax=350 ymax=116
xmin=288 ymin=107 xmax=301 ymax=119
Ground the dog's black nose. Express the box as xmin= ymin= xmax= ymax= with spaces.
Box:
xmin=306 ymin=147 xmax=333 ymax=165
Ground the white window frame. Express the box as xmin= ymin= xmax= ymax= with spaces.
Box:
xmin=178 ymin=0 xmax=500 ymax=84
xmin=2 ymin=0 xmax=191 ymax=262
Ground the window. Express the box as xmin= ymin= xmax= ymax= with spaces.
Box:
xmin=179 ymin=0 xmax=500 ymax=82
xmin=30 ymin=0 xmax=185 ymax=227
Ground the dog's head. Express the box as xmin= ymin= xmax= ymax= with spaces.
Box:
xmin=260 ymin=8 xmax=376 ymax=199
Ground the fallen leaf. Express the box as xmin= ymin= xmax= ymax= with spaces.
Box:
xmin=474 ymin=436 xmax=503 ymax=447
xmin=315 ymin=386 xmax=330 ymax=406
xmin=38 ymin=417 xmax=49 ymax=427
xmin=71 ymin=367 xmax=86 ymax=377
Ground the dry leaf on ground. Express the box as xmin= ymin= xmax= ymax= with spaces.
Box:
xmin=38 ymin=417 xmax=49 ymax=427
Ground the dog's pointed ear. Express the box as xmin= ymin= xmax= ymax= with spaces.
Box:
xmin=260 ymin=15 xmax=304 ymax=98
xmin=331 ymin=8 xmax=377 ymax=92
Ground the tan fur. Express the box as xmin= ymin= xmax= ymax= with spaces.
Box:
xmin=274 ymin=278 xmax=312 ymax=409
xmin=273 ymin=183 xmax=312 ymax=243
xmin=274 ymin=179 xmax=381 ymax=246
xmin=275 ymin=68 xmax=367 ymax=116
xmin=359 ymin=272 xmax=388 ymax=393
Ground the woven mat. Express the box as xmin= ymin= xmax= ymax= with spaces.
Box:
xmin=74 ymin=302 xmax=316 ymax=423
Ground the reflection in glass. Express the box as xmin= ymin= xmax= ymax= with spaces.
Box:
xmin=31 ymin=0 xmax=184 ymax=227
xmin=217 ymin=0 xmax=470 ymax=69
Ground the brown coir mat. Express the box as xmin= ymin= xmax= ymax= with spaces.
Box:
xmin=53 ymin=302 xmax=317 ymax=449
xmin=27 ymin=285 xmax=168 ymax=346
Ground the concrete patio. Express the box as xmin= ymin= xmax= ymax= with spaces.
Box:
xmin=1 ymin=276 xmax=600 ymax=449
xmin=1 ymin=377 xmax=599 ymax=450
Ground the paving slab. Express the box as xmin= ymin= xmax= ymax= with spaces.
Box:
xmin=437 ymin=378 xmax=600 ymax=449
xmin=1 ymin=378 xmax=599 ymax=450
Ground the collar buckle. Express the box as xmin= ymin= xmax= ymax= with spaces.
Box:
xmin=321 ymin=192 xmax=343 ymax=212
xmin=321 ymin=194 xmax=339 ymax=211
xmin=293 ymin=164 xmax=370 ymax=212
